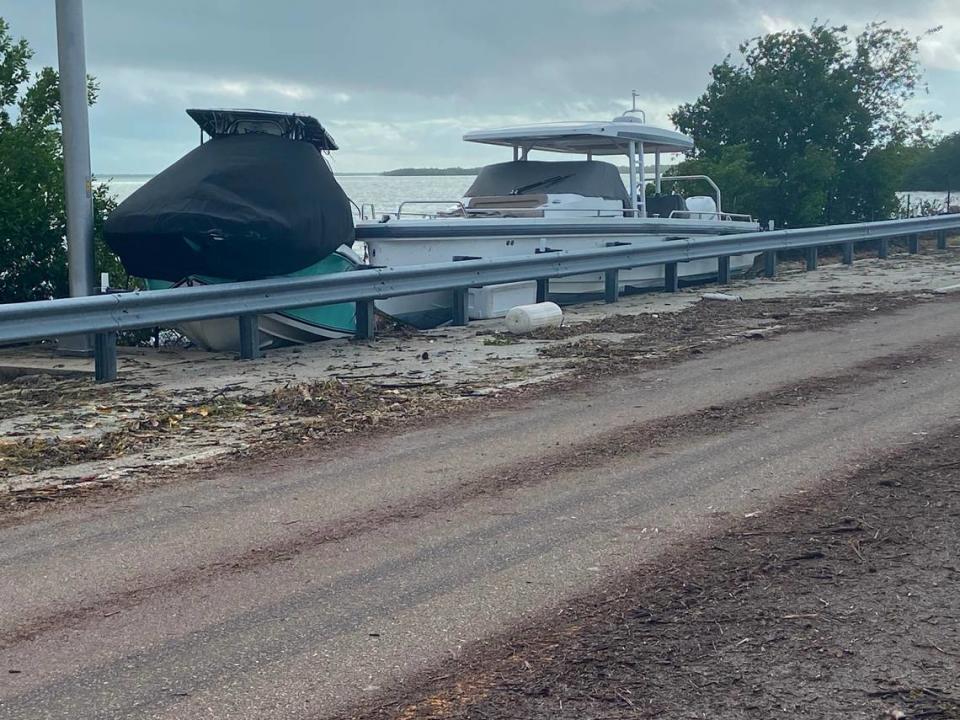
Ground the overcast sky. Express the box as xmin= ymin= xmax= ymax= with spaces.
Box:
xmin=3 ymin=0 xmax=958 ymax=174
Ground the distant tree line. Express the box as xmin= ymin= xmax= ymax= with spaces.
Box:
xmin=900 ymin=133 xmax=960 ymax=190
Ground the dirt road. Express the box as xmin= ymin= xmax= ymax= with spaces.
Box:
xmin=2 ymin=297 xmax=959 ymax=719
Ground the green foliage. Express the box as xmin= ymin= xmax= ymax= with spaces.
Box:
xmin=670 ymin=22 xmax=938 ymax=227
xmin=901 ymin=133 xmax=960 ymax=190
xmin=0 ymin=17 xmax=129 ymax=303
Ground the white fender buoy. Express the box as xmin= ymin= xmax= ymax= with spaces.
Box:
xmin=701 ymin=292 xmax=742 ymax=302
xmin=504 ymin=302 xmax=563 ymax=334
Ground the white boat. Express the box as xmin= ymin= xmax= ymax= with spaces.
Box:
xmin=358 ymin=98 xmax=760 ymax=327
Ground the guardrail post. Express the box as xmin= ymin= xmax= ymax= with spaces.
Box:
xmin=937 ymin=230 xmax=948 ymax=250
xmin=94 ymin=331 xmax=117 ymax=383
xmin=452 ymin=288 xmax=469 ymax=326
xmin=717 ymin=256 xmax=730 ymax=285
xmin=355 ymin=299 xmax=375 ymax=340
xmin=533 ymin=246 xmax=561 ymax=303
xmin=602 ymin=241 xmax=630 ymax=303
xmin=664 ymin=262 xmax=678 ymax=292
xmin=604 ymin=269 xmax=619 ymax=303
xmin=763 ymin=250 xmax=777 ymax=278
xmin=842 ymin=241 xmax=854 ymax=265
xmin=805 ymin=247 xmax=818 ymax=271
xmin=878 ymin=237 xmax=889 ymax=259
xmin=536 ymin=278 xmax=549 ymax=303
xmin=238 ymin=314 xmax=260 ymax=360
xmin=908 ymin=234 xmax=920 ymax=254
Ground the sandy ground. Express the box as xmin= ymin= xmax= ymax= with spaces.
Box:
xmin=1 ymin=245 xmax=959 ymax=500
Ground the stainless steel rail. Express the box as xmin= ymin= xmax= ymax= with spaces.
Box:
xmin=1 ymin=214 xmax=958 ymax=382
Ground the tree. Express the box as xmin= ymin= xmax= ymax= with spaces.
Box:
xmin=0 ymin=17 xmax=129 ymax=303
xmin=669 ymin=22 xmax=938 ymax=227
xmin=901 ymin=132 xmax=960 ymax=191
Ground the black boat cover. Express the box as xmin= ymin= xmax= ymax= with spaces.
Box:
xmin=464 ymin=160 xmax=630 ymax=205
xmin=104 ymin=133 xmax=354 ymax=281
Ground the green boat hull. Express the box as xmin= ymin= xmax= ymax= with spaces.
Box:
xmin=145 ymin=251 xmax=359 ymax=351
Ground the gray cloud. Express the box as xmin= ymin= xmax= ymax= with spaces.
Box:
xmin=2 ymin=0 xmax=956 ymax=172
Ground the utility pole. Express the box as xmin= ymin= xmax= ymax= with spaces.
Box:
xmin=56 ymin=0 xmax=95 ymax=351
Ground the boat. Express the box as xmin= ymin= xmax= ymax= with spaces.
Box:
xmin=359 ymin=96 xmax=760 ymax=328
xmin=106 ymin=101 xmax=761 ymax=349
xmin=105 ymin=109 xmax=360 ymax=351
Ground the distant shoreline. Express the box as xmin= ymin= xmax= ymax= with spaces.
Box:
xmin=381 ymin=167 xmax=482 ymax=176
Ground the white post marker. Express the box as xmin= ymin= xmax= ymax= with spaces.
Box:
xmin=638 ymin=141 xmax=646 ymax=217
xmin=655 ymin=151 xmax=662 ymax=194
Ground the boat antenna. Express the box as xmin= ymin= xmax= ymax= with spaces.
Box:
xmin=620 ymin=90 xmax=646 ymax=124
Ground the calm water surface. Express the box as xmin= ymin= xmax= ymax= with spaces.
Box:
xmin=102 ymin=174 xmax=477 ymax=217
xmin=101 ymin=174 xmax=956 ymax=218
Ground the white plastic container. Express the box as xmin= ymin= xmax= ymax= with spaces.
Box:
xmin=468 ymin=281 xmax=538 ymax=319
xmin=504 ymin=302 xmax=563 ymax=334
xmin=701 ymin=292 xmax=742 ymax=302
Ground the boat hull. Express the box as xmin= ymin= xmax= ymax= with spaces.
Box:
xmin=145 ymin=249 xmax=360 ymax=351
xmin=358 ymin=217 xmax=760 ymax=327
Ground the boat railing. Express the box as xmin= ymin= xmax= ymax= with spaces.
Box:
xmin=668 ymin=210 xmax=755 ymax=222
xmin=350 ymin=202 xmax=380 ymax=221
xmin=396 ymin=200 xmax=467 ymax=219
xmin=657 ymin=174 xmax=723 ymax=214
xmin=378 ymin=203 xmax=753 ymax=222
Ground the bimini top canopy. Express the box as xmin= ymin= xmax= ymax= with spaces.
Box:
xmin=463 ymin=115 xmax=693 ymax=156
xmin=186 ymin=108 xmax=338 ymax=151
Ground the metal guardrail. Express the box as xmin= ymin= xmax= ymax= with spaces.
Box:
xmin=1 ymin=214 xmax=959 ymax=382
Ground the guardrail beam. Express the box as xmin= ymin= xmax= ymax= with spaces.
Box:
xmin=3 ymin=214 xmax=960 ymax=385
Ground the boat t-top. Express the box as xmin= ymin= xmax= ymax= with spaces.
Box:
xmin=356 ymin=95 xmax=760 ymax=327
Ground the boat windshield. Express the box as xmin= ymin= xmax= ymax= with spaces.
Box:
xmin=510 ymin=173 xmax=574 ymax=195
xmin=465 ymin=160 xmax=630 ymax=205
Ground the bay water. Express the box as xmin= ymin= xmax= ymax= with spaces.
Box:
xmin=102 ymin=174 xmax=955 ymax=218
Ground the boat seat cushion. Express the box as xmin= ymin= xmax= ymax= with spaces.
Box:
xmin=465 ymin=194 xmax=547 ymax=218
